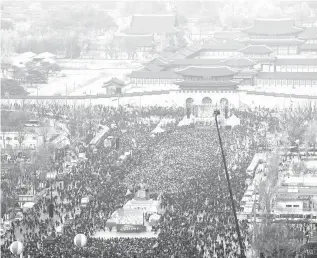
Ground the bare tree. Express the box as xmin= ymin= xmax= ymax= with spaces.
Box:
xmin=253 ymin=219 xmax=303 ymax=258
xmin=304 ymin=121 xmax=317 ymax=156
xmin=258 ymin=153 xmax=279 ymax=215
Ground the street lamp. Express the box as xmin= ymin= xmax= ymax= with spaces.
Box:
xmin=214 ymin=110 xmax=246 ymax=258
xmin=46 ymin=172 xmax=56 ymax=202
xmin=46 ymin=172 xmax=56 ymax=231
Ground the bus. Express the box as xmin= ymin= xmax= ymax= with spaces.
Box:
xmin=89 ymin=126 xmax=110 ymax=148
xmin=246 ymin=153 xmax=267 ymax=178
xmin=24 ymin=120 xmax=40 ymax=127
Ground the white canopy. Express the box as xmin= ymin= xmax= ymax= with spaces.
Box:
xmin=151 ymin=126 xmax=165 ymax=134
xmin=23 ymin=202 xmax=35 ymax=209
xmin=226 ymin=114 xmax=240 ymax=128
xmin=177 ymin=115 xmax=194 ymax=127
xmin=56 ymin=225 xmax=63 ymax=233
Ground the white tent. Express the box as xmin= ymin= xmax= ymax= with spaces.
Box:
xmin=56 ymin=225 xmax=63 ymax=234
xmin=226 ymin=114 xmax=240 ymax=128
xmin=22 ymin=202 xmax=35 ymax=212
xmin=149 ymin=214 xmax=161 ymax=226
xmin=177 ymin=115 xmax=194 ymax=127
xmin=151 ymin=126 xmax=165 ymax=134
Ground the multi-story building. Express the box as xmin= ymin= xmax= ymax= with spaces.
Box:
xmin=123 ymin=15 xmax=179 ymax=52
xmin=125 ymin=17 xmax=317 ymax=108
xmin=241 ymin=19 xmax=304 ymax=55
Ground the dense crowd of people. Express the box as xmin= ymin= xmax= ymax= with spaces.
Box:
xmin=0 ymin=101 xmax=308 ymax=257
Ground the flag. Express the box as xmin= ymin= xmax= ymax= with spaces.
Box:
xmin=126 ymin=189 xmax=131 ymax=196
xmin=132 ymin=138 xmax=137 ymax=148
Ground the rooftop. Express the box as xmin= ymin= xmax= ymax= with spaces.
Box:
xmin=257 ymin=72 xmax=317 ymax=79
xmin=276 ymin=186 xmax=317 ymax=196
xmin=241 ymin=38 xmax=305 ymax=46
xmin=298 ymin=27 xmax=317 ymax=40
xmin=129 ymin=71 xmax=181 ymax=79
xmin=202 ymin=40 xmax=246 ymax=51
xmin=219 ymin=56 xmax=257 ymax=67
xmin=242 ymin=18 xmax=303 ymax=35
xmin=176 ymin=66 xmax=237 ymax=77
xmin=147 ymin=56 xmax=169 ymax=66
xmin=275 ymin=56 xmax=317 ymax=65
xmin=282 ymin=175 xmax=317 ymax=187
xmin=168 ymin=45 xmax=202 ymax=59
xmin=124 ymin=14 xmax=178 ymax=35
xmin=213 ymin=31 xmax=242 ymax=40
xmin=175 ymin=80 xmax=238 ymax=89
xmin=103 ymin=78 xmax=125 ymax=88
xmin=300 ymin=44 xmax=317 ymax=50
xmin=113 ymin=34 xmax=155 ymax=47
xmin=238 ymin=45 xmax=274 ymax=54
xmin=169 ymin=59 xmax=223 ymax=66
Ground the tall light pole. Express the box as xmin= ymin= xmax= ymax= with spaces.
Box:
xmin=214 ymin=110 xmax=246 ymax=258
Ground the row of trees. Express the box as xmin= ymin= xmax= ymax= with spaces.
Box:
xmin=1 ymin=79 xmax=28 ymax=97
xmin=1 ymin=60 xmax=62 ymax=92
xmin=282 ymin=103 xmax=317 ymax=151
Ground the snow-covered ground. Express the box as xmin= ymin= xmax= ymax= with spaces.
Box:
xmin=28 ymin=60 xmax=142 ymax=96
xmin=28 ymin=70 xmax=101 ymax=96
xmin=69 ymin=68 xmax=136 ymax=96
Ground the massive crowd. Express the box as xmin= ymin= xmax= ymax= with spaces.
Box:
xmin=0 ymin=102 xmax=303 ymax=257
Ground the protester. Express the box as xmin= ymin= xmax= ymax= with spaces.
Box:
xmin=0 ymin=102 xmax=288 ymax=257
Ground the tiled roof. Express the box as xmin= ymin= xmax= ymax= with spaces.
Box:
xmin=169 ymin=59 xmax=223 ymax=66
xmin=300 ymin=44 xmax=317 ymax=50
xmin=214 ymin=31 xmax=242 ymax=40
xmin=220 ymin=56 xmax=257 ymax=67
xmin=201 ymin=40 xmax=246 ymax=51
xmin=257 ymin=72 xmax=317 ymax=80
xmin=202 ymin=43 xmax=245 ymax=51
xmin=239 ymin=45 xmax=274 ymax=54
xmin=176 ymin=66 xmax=237 ymax=77
xmin=242 ymin=19 xmax=303 ymax=35
xmin=236 ymin=69 xmax=259 ymax=76
xmin=169 ymin=45 xmax=202 ymax=59
xmin=113 ymin=35 xmax=155 ymax=47
xmin=298 ymin=27 xmax=317 ymax=40
xmin=143 ymin=64 xmax=166 ymax=72
xmin=124 ymin=15 xmax=178 ymax=35
xmin=175 ymin=80 xmax=238 ymax=87
xmin=251 ymin=57 xmax=276 ymax=63
xmin=103 ymin=78 xmax=125 ymax=88
xmin=129 ymin=71 xmax=181 ymax=79
xmin=202 ymin=37 xmax=223 ymax=45
xmin=147 ymin=57 xmax=169 ymax=66
xmin=241 ymin=38 xmax=305 ymax=46
xmin=274 ymin=57 xmax=317 ymax=65
xmin=160 ymin=51 xmax=176 ymax=59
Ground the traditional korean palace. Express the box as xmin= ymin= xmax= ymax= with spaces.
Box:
xmin=122 ymin=14 xmax=179 ymax=52
xmin=124 ymin=17 xmax=317 ymax=108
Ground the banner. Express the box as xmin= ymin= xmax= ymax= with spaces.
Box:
xmin=116 ymin=224 xmax=146 ymax=233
